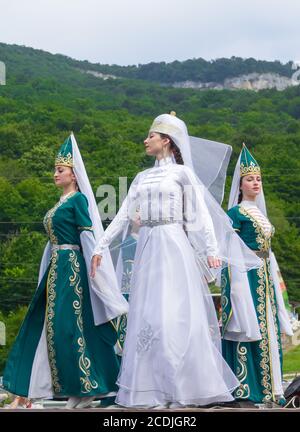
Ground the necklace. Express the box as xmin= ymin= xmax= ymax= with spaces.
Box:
xmin=59 ymin=190 xmax=76 ymax=203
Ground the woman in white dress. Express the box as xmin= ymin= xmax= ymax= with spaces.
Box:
xmin=91 ymin=114 xmax=261 ymax=408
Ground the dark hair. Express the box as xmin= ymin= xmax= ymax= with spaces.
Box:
xmin=159 ymin=133 xmax=184 ymax=165
xmin=238 ymin=177 xmax=243 ymax=204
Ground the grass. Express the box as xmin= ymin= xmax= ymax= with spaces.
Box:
xmin=283 ymin=344 xmax=300 ymax=374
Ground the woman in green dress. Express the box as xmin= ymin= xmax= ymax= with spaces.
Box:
xmin=3 ymin=134 xmax=128 ymax=408
xmin=221 ymin=144 xmax=293 ymax=405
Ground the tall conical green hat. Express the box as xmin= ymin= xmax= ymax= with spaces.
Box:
xmin=55 ymin=135 xmax=73 ymax=167
xmin=240 ymin=143 xmax=260 ymax=177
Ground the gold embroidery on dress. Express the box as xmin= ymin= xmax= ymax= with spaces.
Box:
xmin=43 ymin=204 xmax=60 ymax=244
xmin=221 ymin=271 xmax=230 ymax=330
xmin=239 ymin=206 xmax=273 ymax=251
xmin=116 ymin=315 xmax=127 ymax=353
xmin=43 ymin=192 xmax=77 ymax=244
xmin=257 ymin=264 xmax=272 ymax=401
xmin=221 ymin=264 xmax=233 ymax=333
xmin=45 ymin=250 xmax=62 ymax=393
xmin=264 ymin=258 xmax=276 ymax=401
xmin=235 ymin=343 xmax=250 ymax=399
xmin=69 ymin=250 xmax=98 ymax=393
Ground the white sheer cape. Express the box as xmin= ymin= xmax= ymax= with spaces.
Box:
xmin=224 ymin=151 xmax=293 ymax=341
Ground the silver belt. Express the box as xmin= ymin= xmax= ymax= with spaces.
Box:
xmin=140 ymin=220 xmax=183 ymax=227
xmin=254 ymin=250 xmax=269 ymax=259
xmin=51 ymin=244 xmax=80 ymax=252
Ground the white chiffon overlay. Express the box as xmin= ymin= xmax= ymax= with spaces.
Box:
xmin=228 ymin=153 xmax=293 ymax=340
xmin=94 ymin=157 xmax=241 ymax=406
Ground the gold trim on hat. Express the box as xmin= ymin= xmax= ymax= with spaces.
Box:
xmin=149 ymin=121 xmax=182 ymax=137
xmin=240 ymin=163 xmax=261 ymax=177
xmin=55 ymin=152 xmax=73 ymax=167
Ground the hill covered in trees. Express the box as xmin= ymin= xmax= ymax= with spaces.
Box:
xmin=77 ymin=56 xmax=295 ymax=84
xmin=0 ymin=42 xmax=295 ymax=85
xmin=0 ymin=43 xmax=299 ymax=371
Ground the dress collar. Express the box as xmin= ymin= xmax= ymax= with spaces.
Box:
xmin=154 ymin=155 xmax=175 ymax=167
xmin=240 ymin=200 xmax=258 ymax=209
xmin=59 ymin=190 xmax=77 ymax=203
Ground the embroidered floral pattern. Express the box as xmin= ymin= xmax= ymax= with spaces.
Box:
xmin=45 ymin=250 xmax=61 ymax=393
xmin=238 ymin=206 xmax=273 ymax=251
xmin=43 ymin=192 xmax=77 ymax=244
xmin=136 ymin=323 xmax=158 ymax=354
xmin=69 ymin=250 xmax=98 ymax=393
xmin=256 ymin=264 xmax=272 ymax=401
xmin=234 ymin=344 xmax=250 ymax=399
xmin=221 ymin=271 xmax=230 ymax=328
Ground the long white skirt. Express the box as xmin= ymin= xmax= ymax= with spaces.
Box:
xmin=116 ymin=224 xmax=239 ymax=407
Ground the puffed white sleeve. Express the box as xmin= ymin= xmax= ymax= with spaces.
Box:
xmin=181 ymin=166 xmax=218 ymax=257
xmin=93 ymin=172 xmax=140 ymax=257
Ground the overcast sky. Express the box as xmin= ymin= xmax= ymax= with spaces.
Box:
xmin=1 ymin=0 xmax=300 ymax=65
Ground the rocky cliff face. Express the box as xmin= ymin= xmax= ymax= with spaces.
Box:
xmin=80 ymin=69 xmax=118 ymax=80
xmin=172 ymin=73 xmax=300 ymax=91
xmin=80 ymin=68 xmax=300 ymax=91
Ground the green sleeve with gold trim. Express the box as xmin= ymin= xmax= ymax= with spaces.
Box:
xmin=227 ymin=206 xmax=241 ymax=232
xmin=73 ymin=193 xmax=93 ymax=232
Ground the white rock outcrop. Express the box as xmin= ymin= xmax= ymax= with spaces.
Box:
xmin=172 ymin=73 xmax=300 ymax=91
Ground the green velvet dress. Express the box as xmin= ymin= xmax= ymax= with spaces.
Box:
xmin=221 ymin=204 xmax=283 ymax=403
xmin=3 ymin=191 xmax=119 ymax=398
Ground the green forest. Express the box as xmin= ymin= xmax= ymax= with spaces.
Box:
xmin=75 ymin=56 xmax=294 ymax=83
xmin=0 ymin=43 xmax=299 ymax=373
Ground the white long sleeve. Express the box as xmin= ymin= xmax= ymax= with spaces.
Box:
xmin=93 ymin=196 xmax=130 ymax=256
xmin=93 ymin=172 xmax=141 ymax=256
xmin=81 ymin=230 xmax=129 ymax=324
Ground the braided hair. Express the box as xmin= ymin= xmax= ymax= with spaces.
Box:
xmin=159 ymin=133 xmax=184 ymax=165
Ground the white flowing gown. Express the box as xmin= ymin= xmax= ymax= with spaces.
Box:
xmin=94 ymin=156 xmax=239 ymax=407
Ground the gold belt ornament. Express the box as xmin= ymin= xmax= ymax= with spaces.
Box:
xmin=51 ymin=244 xmax=80 ymax=252
xmin=140 ymin=220 xmax=183 ymax=227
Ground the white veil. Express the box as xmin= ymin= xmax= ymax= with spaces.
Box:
xmin=28 ymin=134 xmax=129 ymax=399
xmin=71 ymin=133 xmax=128 ymax=325
xmin=36 ymin=135 xmax=128 ymax=325
xmin=190 ymin=136 xmax=232 ymax=205
xmin=109 ymin=115 xmax=262 ymax=300
xmin=115 ymin=119 xmax=233 ymax=291
xmin=225 ymin=147 xmax=293 ymax=339
xmin=93 ymin=114 xmax=262 ymax=399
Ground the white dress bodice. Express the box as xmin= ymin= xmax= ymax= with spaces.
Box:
xmin=94 ymin=157 xmax=218 ymax=257
xmin=137 ymin=157 xmax=184 ymax=224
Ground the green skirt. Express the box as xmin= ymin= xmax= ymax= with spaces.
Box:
xmin=3 ymin=249 xmax=120 ymax=398
xmin=222 ymin=259 xmax=283 ymax=403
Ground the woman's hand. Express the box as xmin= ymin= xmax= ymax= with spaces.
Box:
xmin=90 ymin=255 xmax=102 ymax=278
xmin=207 ymin=256 xmax=222 ymax=269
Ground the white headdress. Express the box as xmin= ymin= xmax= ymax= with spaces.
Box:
xmin=149 ymin=113 xmax=232 ymax=204
xmin=38 ymin=134 xmax=128 ymax=327
xmin=225 ymin=143 xmax=293 ymax=340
